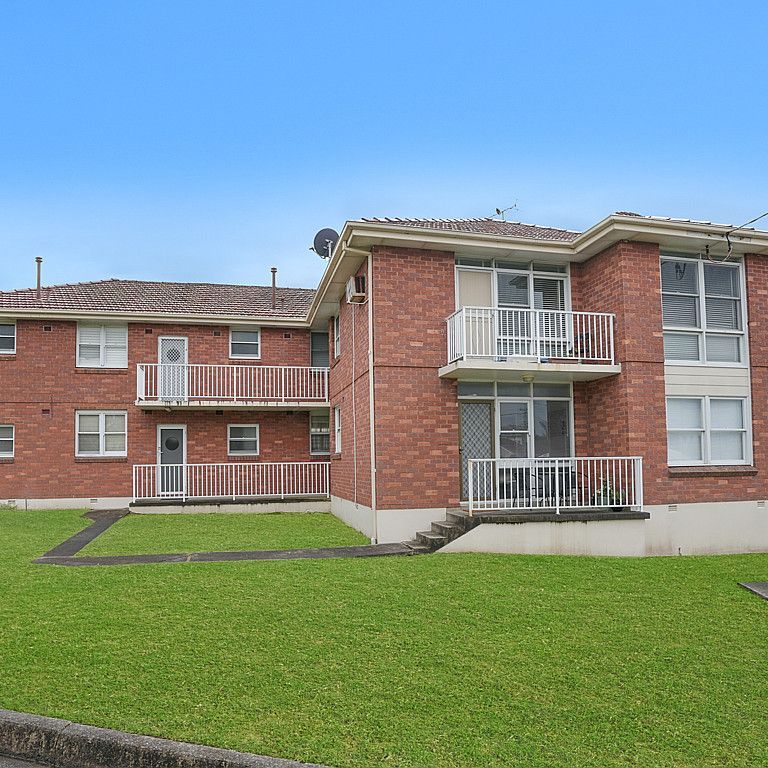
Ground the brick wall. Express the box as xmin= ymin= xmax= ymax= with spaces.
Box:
xmin=370 ymin=246 xmax=460 ymax=510
xmin=327 ymin=260 xmax=372 ymax=507
xmin=574 ymin=243 xmax=768 ymax=505
xmin=0 ymin=319 xmax=321 ymax=500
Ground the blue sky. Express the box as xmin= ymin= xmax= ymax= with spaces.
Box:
xmin=1 ymin=1 xmax=766 ymax=291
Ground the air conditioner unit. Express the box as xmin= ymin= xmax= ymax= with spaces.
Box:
xmin=345 ymin=275 xmax=367 ymax=303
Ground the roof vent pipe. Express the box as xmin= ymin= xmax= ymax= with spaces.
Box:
xmin=35 ymin=257 xmax=43 ymax=300
xmin=271 ymin=267 xmax=277 ymax=309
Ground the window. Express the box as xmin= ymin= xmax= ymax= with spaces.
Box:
xmin=228 ymin=424 xmax=259 ymax=455
xmin=230 ymin=329 xmax=261 ymax=359
xmin=661 ymin=257 xmax=744 ymax=364
xmin=311 ymin=332 xmax=329 ymax=368
xmin=0 ymin=425 xmax=14 ymax=457
xmin=76 ymin=411 xmax=127 ymax=456
xmin=310 ymin=413 xmax=330 ymax=454
xmin=77 ymin=324 xmax=128 ymax=368
xmin=333 ymin=406 xmax=341 ymax=453
xmin=333 ymin=314 xmax=340 ymax=357
xmin=666 ymin=397 xmax=749 ymax=465
xmin=0 ymin=323 xmax=16 ymax=354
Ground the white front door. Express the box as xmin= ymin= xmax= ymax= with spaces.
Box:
xmin=158 ymin=336 xmax=188 ymax=400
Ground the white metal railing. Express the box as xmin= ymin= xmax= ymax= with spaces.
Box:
xmin=446 ymin=307 xmax=616 ymax=365
xmin=136 ymin=364 xmax=329 ymax=404
xmin=468 ymin=457 xmax=643 ymax=515
xmin=132 ymin=461 xmax=330 ymax=502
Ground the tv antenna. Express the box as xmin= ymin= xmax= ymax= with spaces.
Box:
xmin=310 ymin=228 xmax=339 ymax=260
xmin=494 ymin=204 xmax=518 ymax=221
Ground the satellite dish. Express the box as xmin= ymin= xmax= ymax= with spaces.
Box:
xmin=312 ymin=228 xmax=339 ymax=259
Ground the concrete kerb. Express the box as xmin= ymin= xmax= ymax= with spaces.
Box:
xmin=0 ymin=708 xmax=330 ymax=768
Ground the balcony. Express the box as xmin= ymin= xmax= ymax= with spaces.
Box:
xmin=441 ymin=307 xmax=621 ymax=382
xmin=136 ymin=364 xmax=329 ymax=409
xmin=133 ymin=461 xmax=330 ymax=502
xmin=467 ymin=456 xmax=643 ymax=515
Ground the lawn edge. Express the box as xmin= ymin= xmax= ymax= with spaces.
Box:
xmin=0 ymin=708 xmax=330 ymax=768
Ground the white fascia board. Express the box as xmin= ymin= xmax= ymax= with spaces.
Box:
xmin=575 ymin=215 xmax=768 ymax=257
xmin=0 ymin=308 xmax=310 ymax=327
xmin=300 ymin=214 xmax=768 ymax=324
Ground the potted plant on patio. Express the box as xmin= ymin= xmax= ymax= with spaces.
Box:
xmin=593 ymin=480 xmax=626 ymax=511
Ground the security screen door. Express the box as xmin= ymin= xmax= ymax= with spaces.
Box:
xmin=158 ymin=426 xmax=185 ymax=496
xmin=158 ymin=337 xmax=188 ymax=400
xmin=460 ymin=401 xmax=493 ymax=500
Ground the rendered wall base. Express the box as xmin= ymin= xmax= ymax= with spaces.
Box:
xmin=0 ymin=497 xmax=132 ymax=511
xmin=329 ymin=498 xmax=446 ymax=543
xmin=644 ymin=501 xmax=768 ymax=555
xmin=441 ymin=501 xmax=768 ymax=556
xmin=376 ymin=507 xmax=448 ymax=544
xmin=440 ymin=518 xmax=647 ymax=556
xmin=331 ymin=495 xmax=374 ymax=539
xmin=131 ymin=499 xmax=331 ymax=514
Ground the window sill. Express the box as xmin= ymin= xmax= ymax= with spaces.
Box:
xmin=74 ymin=456 xmax=128 ymax=463
xmin=0 ymin=354 xmax=17 ymax=360
xmin=75 ymin=368 xmax=129 ymax=375
xmin=227 ymin=455 xmax=261 ymax=460
xmin=329 ymin=453 xmax=342 ymax=461
xmin=0 ymin=457 xmax=14 ymax=464
xmin=668 ymin=465 xmax=757 ymax=478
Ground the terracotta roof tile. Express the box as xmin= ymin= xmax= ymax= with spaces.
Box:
xmin=361 ymin=217 xmax=581 ymax=242
xmin=0 ymin=279 xmax=315 ymax=319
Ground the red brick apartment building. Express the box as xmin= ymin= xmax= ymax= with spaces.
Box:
xmin=2 ymin=212 xmax=768 ymax=555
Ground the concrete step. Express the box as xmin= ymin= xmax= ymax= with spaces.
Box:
xmin=415 ymin=530 xmax=447 ymax=550
xmin=431 ymin=520 xmax=462 ymax=537
xmin=402 ymin=539 xmax=431 ymax=554
xmin=446 ymin=509 xmax=471 ymax=526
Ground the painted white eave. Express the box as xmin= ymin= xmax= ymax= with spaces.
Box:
xmin=574 ymin=215 xmax=768 ymax=258
xmin=306 ymin=214 xmax=768 ymax=323
xmin=0 ymin=307 xmax=310 ymax=328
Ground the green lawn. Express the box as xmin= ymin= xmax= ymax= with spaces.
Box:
xmin=0 ymin=507 xmax=767 ymax=768
xmin=79 ymin=511 xmax=368 ymax=556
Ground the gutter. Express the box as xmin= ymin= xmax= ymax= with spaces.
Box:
xmin=0 ymin=308 xmax=310 ymax=328
xmin=306 ymin=215 xmax=768 ymax=321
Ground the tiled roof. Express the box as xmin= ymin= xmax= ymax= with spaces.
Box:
xmin=361 ymin=217 xmax=581 ymax=242
xmin=0 ymin=279 xmax=315 ymax=319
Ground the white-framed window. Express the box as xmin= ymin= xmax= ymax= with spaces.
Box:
xmin=229 ymin=328 xmax=261 ymax=359
xmin=228 ymin=424 xmax=259 ymax=456
xmin=75 ymin=411 xmax=127 ymax=457
xmin=309 ymin=413 xmax=330 ymax=454
xmin=0 ymin=425 xmax=14 ymax=457
xmin=661 ymin=256 xmax=745 ymax=365
xmin=0 ymin=323 xmax=16 ymax=354
xmin=333 ymin=405 xmax=341 ymax=453
xmin=76 ymin=324 xmax=128 ymax=368
xmin=333 ymin=314 xmax=340 ymax=357
xmin=666 ymin=396 xmax=749 ymax=466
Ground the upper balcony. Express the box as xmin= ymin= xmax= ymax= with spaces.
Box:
xmin=440 ymin=307 xmax=621 ymax=382
xmin=136 ymin=364 xmax=329 ymax=409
